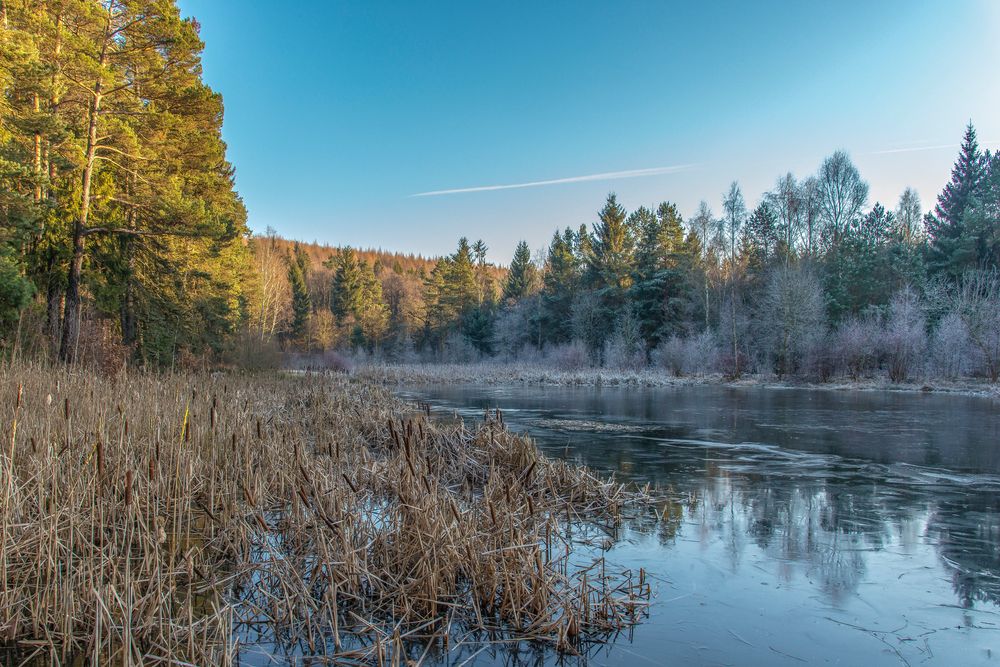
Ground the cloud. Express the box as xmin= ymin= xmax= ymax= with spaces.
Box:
xmin=410 ymin=164 xmax=697 ymax=197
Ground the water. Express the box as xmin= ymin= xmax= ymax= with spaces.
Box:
xmin=398 ymin=384 xmax=1000 ymax=666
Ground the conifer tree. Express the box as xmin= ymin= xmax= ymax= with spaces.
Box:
xmin=927 ymin=124 xmax=988 ymax=277
xmin=587 ymin=193 xmax=634 ymax=293
xmin=503 ymin=240 xmax=537 ymax=302
xmin=541 ymin=228 xmax=581 ymax=344
xmin=287 ymin=250 xmax=311 ymax=342
xmin=331 ymin=247 xmax=363 ymax=322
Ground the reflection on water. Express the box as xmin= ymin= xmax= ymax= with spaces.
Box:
xmin=401 ymin=384 xmax=1000 ymax=666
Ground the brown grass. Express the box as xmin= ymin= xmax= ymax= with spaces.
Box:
xmin=0 ymin=362 xmax=653 ymax=664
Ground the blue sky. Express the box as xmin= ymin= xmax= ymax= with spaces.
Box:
xmin=176 ymin=0 xmax=1000 ymax=263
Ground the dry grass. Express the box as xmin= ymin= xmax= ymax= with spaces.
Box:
xmin=0 ymin=362 xmax=654 ymax=664
xmin=357 ymin=361 xmax=710 ymax=388
xmin=357 ymin=361 xmax=1000 ymax=398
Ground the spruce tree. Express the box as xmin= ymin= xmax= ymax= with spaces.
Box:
xmin=961 ymin=151 xmax=1000 ymax=271
xmin=587 ymin=193 xmax=634 ymax=293
xmin=541 ymin=229 xmax=581 ymax=344
xmin=331 ymin=247 xmax=363 ymax=322
xmin=503 ymin=240 xmax=536 ymax=302
xmin=927 ymin=123 xmax=988 ymax=277
xmin=629 ymin=203 xmax=689 ymax=345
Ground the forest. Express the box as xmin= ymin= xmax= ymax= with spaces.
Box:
xmin=2 ymin=1 xmax=999 ymax=384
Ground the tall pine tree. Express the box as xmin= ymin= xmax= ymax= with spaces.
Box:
xmin=927 ymin=123 xmax=988 ymax=277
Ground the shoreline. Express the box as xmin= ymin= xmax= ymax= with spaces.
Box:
xmin=354 ymin=362 xmax=1000 ymax=400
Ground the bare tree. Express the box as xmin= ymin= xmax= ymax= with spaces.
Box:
xmin=895 ymin=187 xmax=923 ymax=244
xmin=798 ymin=176 xmax=822 ymax=258
xmin=722 ymin=182 xmax=746 ymax=375
xmin=765 ymin=173 xmax=802 ymax=258
xmin=250 ymin=231 xmax=291 ymax=342
xmin=691 ymin=201 xmax=722 ymax=328
xmin=929 ymin=312 xmax=970 ymax=380
xmin=817 ymin=151 xmax=869 ymax=248
xmin=882 ymin=287 xmax=926 ymax=382
xmin=760 ymin=265 xmax=826 ymax=377
xmin=954 ymin=269 xmax=1000 ymax=382
xmin=835 ymin=315 xmax=881 ymax=380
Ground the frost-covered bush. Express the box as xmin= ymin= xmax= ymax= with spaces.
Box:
xmin=493 ymin=301 xmax=536 ymax=360
xmin=602 ymin=307 xmax=647 ymax=371
xmin=954 ymin=270 xmax=1000 ymax=382
xmin=652 ymin=331 xmax=718 ymax=376
xmin=929 ymin=312 xmax=970 ymax=380
xmin=441 ymin=331 xmax=478 ymax=364
xmin=882 ymin=287 xmax=927 ymax=383
xmin=546 ymin=340 xmax=591 ymax=371
xmin=834 ymin=315 xmax=881 ymax=380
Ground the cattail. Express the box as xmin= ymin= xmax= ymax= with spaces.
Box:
xmin=96 ymin=439 xmax=104 ymax=479
xmin=124 ymin=470 xmax=133 ymax=506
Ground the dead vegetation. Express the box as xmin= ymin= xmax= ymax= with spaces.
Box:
xmin=0 ymin=363 xmax=654 ymax=664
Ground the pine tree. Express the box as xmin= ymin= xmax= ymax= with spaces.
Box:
xmin=331 ymin=247 xmax=363 ymax=322
xmin=587 ymin=193 xmax=634 ymax=293
xmin=356 ymin=260 xmax=389 ymax=349
xmin=743 ymin=202 xmax=779 ymax=274
xmin=629 ymin=203 xmax=690 ymax=345
xmin=443 ymin=237 xmax=478 ymax=316
xmin=961 ymin=151 xmax=1000 ymax=271
xmin=503 ymin=240 xmax=537 ymax=302
xmin=540 ymin=228 xmax=581 ymax=345
xmin=927 ymin=123 xmax=988 ymax=277
xmin=824 ymin=203 xmax=896 ymax=320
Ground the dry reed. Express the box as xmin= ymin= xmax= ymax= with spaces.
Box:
xmin=0 ymin=362 xmax=654 ymax=664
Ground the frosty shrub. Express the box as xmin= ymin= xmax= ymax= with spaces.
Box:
xmin=545 ymin=340 xmax=591 ymax=371
xmin=954 ymin=269 xmax=1000 ymax=382
xmin=800 ymin=327 xmax=834 ymax=382
xmin=834 ymin=315 xmax=880 ymax=380
xmin=652 ymin=332 xmax=718 ymax=377
xmin=493 ymin=301 xmax=535 ymax=360
xmin=441 ymin=331 xmax=478 ymax=364
xmin=929 ymin=312 xmax=970 ymax=380
xmin=882 ymin=287 xmax=927 ymax=383
xmin=652 ymin=336 xmax=686 ymax=376
xmin=603 ymin=307 xmax=646 ymax=371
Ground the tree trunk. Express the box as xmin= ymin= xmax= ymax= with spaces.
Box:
xmin=59 ymin=40 xmax=106 ymax=362
xmin=119 ymin=235 xmax=138 ymax=347
xmin=33 ymin=93 xmax=42 ymax=202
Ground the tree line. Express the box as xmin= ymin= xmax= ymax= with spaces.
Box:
xmin=244 ymin=123 xmax=999 ymax=384
xmin=288 ymin=124 xmax=997 ymax=383
xmin=2 ymin=3 xmax=998 ymax=382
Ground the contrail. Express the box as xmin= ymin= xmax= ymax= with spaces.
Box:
xmin=869 ymin=144 xmax=956 ymax=155
xmin=411 ymin=164 xmax=697 ymax=197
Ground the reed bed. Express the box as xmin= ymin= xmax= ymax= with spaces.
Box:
xmin=0 ymin=362 xmax=655 ymax=665
xmin=356 ymin=361 xmax=704 ymax=388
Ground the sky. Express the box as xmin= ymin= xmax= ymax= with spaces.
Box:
xmin=175 ymin=0 xmax=1000 ymax=263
